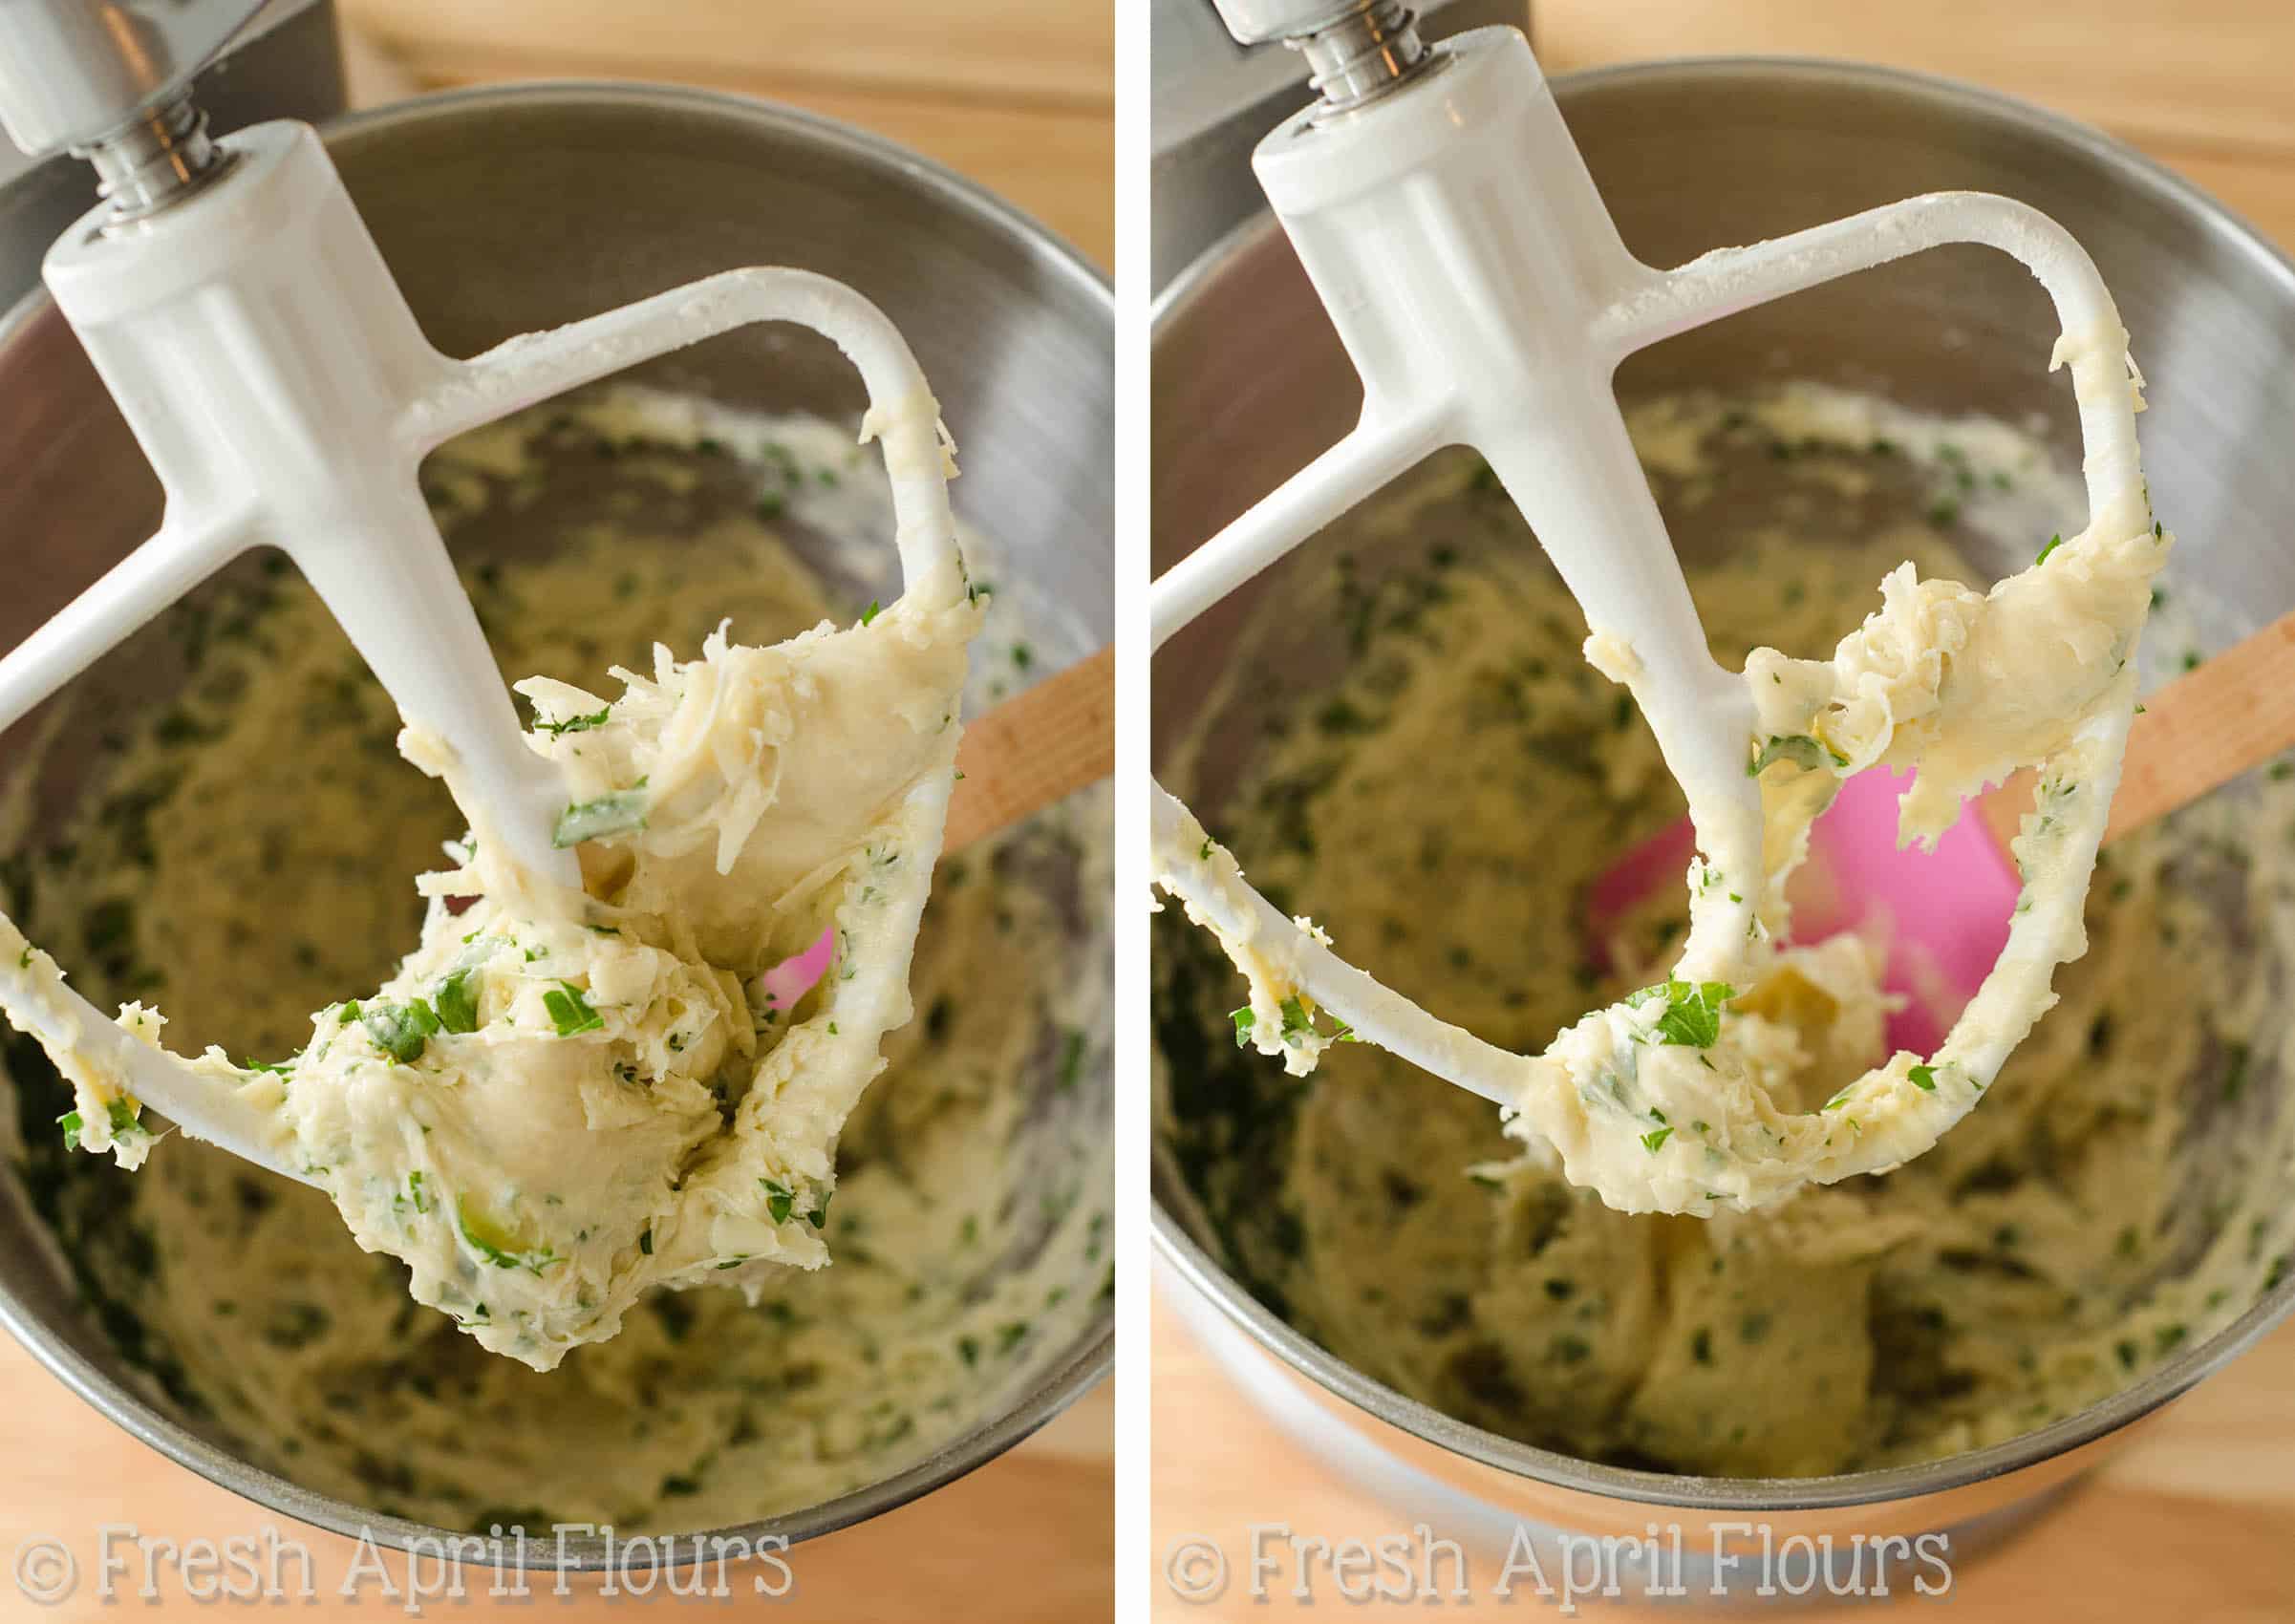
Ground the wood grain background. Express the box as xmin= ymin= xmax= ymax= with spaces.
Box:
xmin=340 ymin=0 xmax=1114 ymax=267
xmin=1150 ymin=3 xmax=2295 ymax=1620
xmin=0 ymin=2 xmax=1111 ymax=1618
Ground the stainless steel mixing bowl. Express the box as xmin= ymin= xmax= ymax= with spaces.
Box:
xmin=1152 ymin=56 xmax=2295 ymax=1560
xmin=0 ymin=83 xmax=1110 ymax=1569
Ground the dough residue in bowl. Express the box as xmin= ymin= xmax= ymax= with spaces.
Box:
xmin=1153 ymin=390 xmax=2294 ymax=1476
xmin=0 ymin=393 xmax=1111 ymax=1528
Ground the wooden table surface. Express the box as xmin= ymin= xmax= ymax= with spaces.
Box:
xmin=340 ymin=0 xmax=1113 ymax=268
xmin=1150 ymin=2 xmax=2295 ymax=1618
xmin=0 ymin=4 xmax=1111 ymax=1618
xmin=1151 ymin=1296 xmax=2295 ymax=1621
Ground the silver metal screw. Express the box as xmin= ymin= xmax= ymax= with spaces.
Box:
xmin=1294 ymin=2 xmax=1433 ymax=118
xmin=75 ymin=90 xmax=233 ymax=231
xmin=1210 ymin=0 xmax=1439 ymax=120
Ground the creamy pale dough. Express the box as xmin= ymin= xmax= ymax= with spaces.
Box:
xmin=0 ymin=395 xmax=1109 ymax=1527
xmin=0 ymin=392 xmax=981 ymax=1372
xmin=1153 ymin=391 xmax=2293 ymax=1474
xmin=1168 ymin=338 xmax=2164 ymax=1215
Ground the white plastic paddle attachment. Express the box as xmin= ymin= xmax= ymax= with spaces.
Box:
xmin=0 ymin=119 xmax=967 ymax=1178
xmin=1151 ymin=26 xmax=2147 ymax=1108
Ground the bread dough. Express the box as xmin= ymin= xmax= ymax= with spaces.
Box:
xmin=3 ymin=388 xmax=982 ymax=1372
xmin=0 ymin=394 xmax=1110 ymax=1525
xmin=1152 ymin=394 xmax=2293 ymax=1474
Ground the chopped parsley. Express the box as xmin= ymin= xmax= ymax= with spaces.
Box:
xmin=362 ymin=998 xmax=440 ymax=1065
xmin=542 ymin=983 xmax=604 ymax=1037
xmin=535 ymin=705 xmax=611 ymax=737
xmin=435 ymin=969 xmax=482 ymax=1035
xmin=1908 ymin=1063 xmax=1938 ymax=1091
xmin=2035 ymin=533 xmax=2063 ymax=566
xmin=2223 ymin=1040 xmax=2253 ymax=1103
xmin=1625 ymin=979 xmax=1735 ymax=1049
xmin=456 ymin=1198 xmax=558 ymax=1275
xmin=860 ymin=600 xmax=882 ymax=627
xmin=760 ymin=1179 xmax=795 ymax=1225
xmin=1748 ymin=734 xmax=1847 ymax=776
xmin=552 ymin=789 xmax=649 ymax=847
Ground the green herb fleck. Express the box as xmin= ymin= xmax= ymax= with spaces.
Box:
xmin=1748 ymin=734 xmax=1847 ymax=776
xmin=1624 ymin=980 xmax=1736 ymax=1049
xmin=536 ymin=706 xmax=611 ymax=737
xmin=2223 ymin=1040 xmax=2253 ymax=1102
xmin=553 ymin=790 xmax=649 ymax=847
xmin=456 ymin=1198 xmax=558 ymax=1275
xmin=363 ymin=999 xmax=440 ymax=1065
xmin=543 ymin=983 xmax=604 ymax=1037
xmin=436 ymin=969 xmax=482 ymax=1035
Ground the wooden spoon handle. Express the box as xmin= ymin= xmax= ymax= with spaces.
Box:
xmin=942 ymin=644 xmax=1114 ymax=854
xmin=1980 ymin=609 xmax=2295 ymax=850
xmin=2107 ymin=609 xmax=2295 ymax=839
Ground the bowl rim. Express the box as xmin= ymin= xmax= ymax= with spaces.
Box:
xmin=0 ymin=77 xmax=1112 ymax=1572
xmin=1149 ymin=51 xmax=2295 ymax=1513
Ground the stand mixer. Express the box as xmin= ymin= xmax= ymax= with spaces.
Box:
xmin=1150 ymin=6 xmax=2148 ymax=1115
xmin=0 ymin=3 xmax=966 ymax=1177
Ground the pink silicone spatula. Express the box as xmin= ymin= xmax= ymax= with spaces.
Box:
xmin=1588 ymin=609 xmax=2295 ymax=1051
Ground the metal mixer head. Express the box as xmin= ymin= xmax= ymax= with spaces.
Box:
xmin=0 ymin=0 xmax=266 ymax=221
